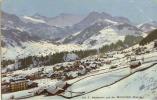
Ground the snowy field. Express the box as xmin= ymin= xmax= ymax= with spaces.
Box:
xmin=2 ymin=41 xmax=85 ymax=60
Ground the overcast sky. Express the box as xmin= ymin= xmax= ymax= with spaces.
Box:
xmin=2 ymin=0 xmax=157 ymax=24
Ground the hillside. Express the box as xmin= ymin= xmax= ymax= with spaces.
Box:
xmin=63 ymin=21 xmax=144 ymax=49
xmin=140 ymin=29 xmax=157 ymax=45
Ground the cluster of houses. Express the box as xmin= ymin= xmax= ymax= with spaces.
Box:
xmin=134 ymin=47 xmax=150 ymax=55
xmin=45 ymin=56 xmax=114 ymax=81
xmin=123 ymin=46 xmax=151 ymax=69
xmin=2 ymin=75 xmax=38 ymax=93
xmin=1 ymin=55 xmax=113 ymax=94
xmin=3 ymin=45 xmax=151 ymax=94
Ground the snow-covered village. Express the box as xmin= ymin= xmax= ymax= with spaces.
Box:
xmin=1 ymin=0 xmax=157 ymax=100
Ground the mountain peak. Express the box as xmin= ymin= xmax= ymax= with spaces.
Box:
xmin=88 ymin=11 xmax=100 ymax=16
xmin=87 ymin=11 xmax=111 ymax=18
xmin=32 ymin=13 xmax=48 ymax=20
xmin=33 ymin=13 xmax=42 ymax=17
xmin=59 ymin=13 xmax=74 ymax=16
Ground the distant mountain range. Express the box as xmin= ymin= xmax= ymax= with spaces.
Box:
xmin=1 ymin=11 xmax=157 ymax=49
xmin=1 ymin=11 xmax=73 ymax=45
xmin=22 ymin=13 xmax=85 ymax=27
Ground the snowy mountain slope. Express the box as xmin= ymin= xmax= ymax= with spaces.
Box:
xmin=1 ymin=27 xmax=40 ymax=47
xmin=57 ymin=12 xmax=129 ymax=44
xmin=137 ymin=21 xmax=157 ymax=33
xmin=24 ymin=22 xmax=68 ymax=40
xmin=63 ymin=20 xmax=144 ymax=49
xmin=1 ymin=11 xmax=25 ymax=29
xmin=1 ymin=12 xmax=85 ymax=60
xmin=63 ymin=20 xmax=113 ymax=44
xmin=22 ymin=13 xmax=85 ymax=28
xmin=82 ymin=28 xmax=125 ymax=49
xmin=29 ymin=13 xmax=85 ymax=28
xmin=30 ymin=13 xmax=49 ymax=21
xmin=2 ymin=41 xmax=85 ymax=60
xmin=22 ymin=16 xmax=46 ymax=24
xmin=82 ymin=23 xmax=143 ymax=49
xmin=1 ymin=11 xmax=72 ymax=42
xmin=72 ymin=11 xmax=131 ymax=31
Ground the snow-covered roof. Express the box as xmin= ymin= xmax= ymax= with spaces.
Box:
xmin=55 ymin=80 xmax=67 ymax=89
xmin=36 ymin=86 xmax=47 ymax=94
xmin=27 ymin=81 xmax=34 ymax=86
xmin=130 ymin=60 xmax=141 ymax=66
xmin=78 ymin=68 xmax=86 ymax=75
xmin=46 ymin=86 xmax=61 ymax=94
xmin=130 ymin=56 xmax=136 ymax=61
xmin=66 ymin=71 xmax=78 ymax=78
xmin=47 ymin=71 xmax=54 ymax=77
xmin=79 ymin=65 xmax=85 ymax=68
xmin=89 ymin=63 xmax=97 ymax=68
xmin=64 ymin=53 xmax=79 ymax=62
